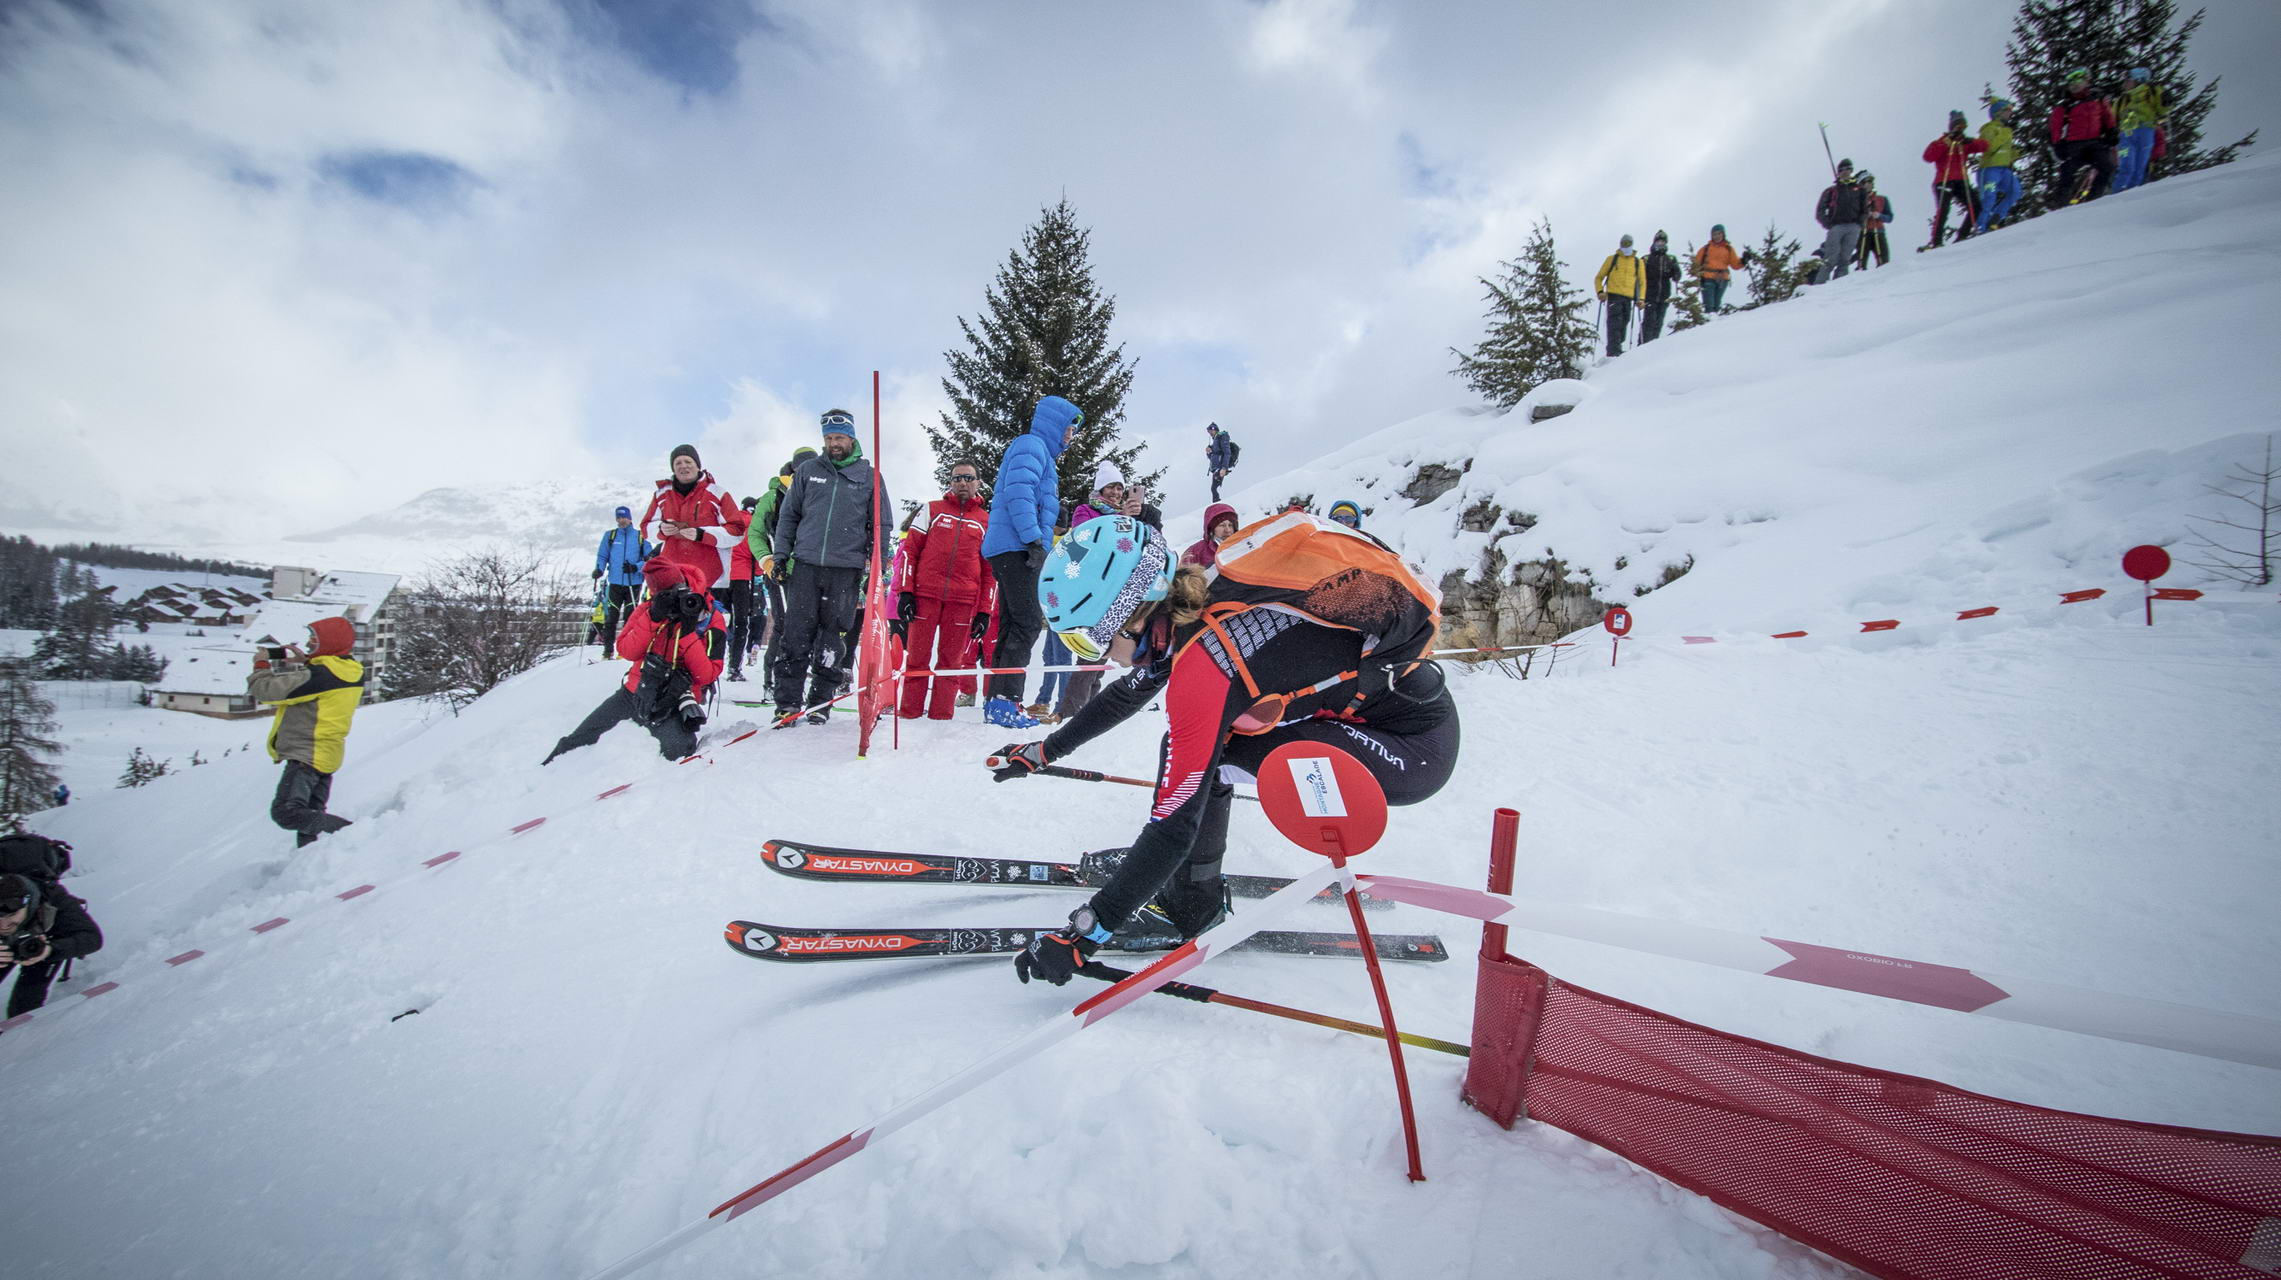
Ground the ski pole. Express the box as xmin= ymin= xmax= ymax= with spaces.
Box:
xmin=1077 ymin=961 xmax=1470 ymax=1056
xmin=1819 ymin=122 xmax=1839 ymax=180
xmin=985 ymin=759 xmax=1263 ymax=803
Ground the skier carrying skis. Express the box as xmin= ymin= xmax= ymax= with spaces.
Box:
xmin=990 ymin=511 xmax=1461 ymax=985
xmin=1593 ymin=235 xmax=1646 ymax=358
xmin=1976 ymin=99 xmax=2022 ymax=231
xmin=1814 ymin=159 xmax=1867 ymax=280
xmin=1923 ymin=110 xmax=1988 ymax=248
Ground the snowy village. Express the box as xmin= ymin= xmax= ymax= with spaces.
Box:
xmin=1 ymin=2 xmax=2276 ymax=1277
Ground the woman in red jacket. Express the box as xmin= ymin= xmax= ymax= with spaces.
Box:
xmin=639 ymin=444 xmax=747 ymax=593
xmin=543 ymin=561 xmax=721 ymax=764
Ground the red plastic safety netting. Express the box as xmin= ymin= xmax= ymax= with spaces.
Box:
xmin=1465 ymin=949 xmax=2281 ymax=1279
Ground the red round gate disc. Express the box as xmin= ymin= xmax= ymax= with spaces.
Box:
xmin=1256 ymin=742 xmax=1389 ymax=859
xmin=2121 ymin=544 xmax=2171 ymax=583
xmin=1602 ymin=606 xmax=1633 ymax=636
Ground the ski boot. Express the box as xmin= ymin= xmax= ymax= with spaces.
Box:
xmin=984 ymin=696 xmax=1038 ymax=729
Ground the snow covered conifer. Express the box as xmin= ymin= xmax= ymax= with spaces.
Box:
xmin=33 ymin=579 xmax=116 ymax=679
xmin=1449 ymin=218 xmax=1595 ymax=409
xmin=2003 ymin=0 xmax=2255 ymax=219
xmin=1671 ymin=247 xmax=1710 ymax=333
xmin=926 ymin=198 xmax=1150 ymax=509
xmin=118 ymin=745 xmax=169 ymax=788
xmin=0 ymin=659 xmax=62 ymax=819
xmin=1741 ymin=224 xmax=1803 ymax=309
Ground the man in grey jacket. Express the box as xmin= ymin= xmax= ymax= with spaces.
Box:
xmin=770 ymin=408 xmax=891 ymax=724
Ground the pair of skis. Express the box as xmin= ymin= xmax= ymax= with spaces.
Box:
xmin=727 ymin=840 xmax=1448 ymax=965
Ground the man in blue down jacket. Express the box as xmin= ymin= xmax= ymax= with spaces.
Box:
xmin=592 ymin=505 xmax=654 ymax=654
xmin=770 ymin=408 xmax=892 ymax=724
xmin=979 ymin=395 xmax=1082 ymax=728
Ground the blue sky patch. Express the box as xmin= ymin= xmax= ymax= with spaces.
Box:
xmin=570 ymin=0 xmax=775 ymax=98
xmin=316 ymin=150 xmax=481 ymax=210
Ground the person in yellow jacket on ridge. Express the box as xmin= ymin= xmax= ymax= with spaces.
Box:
xmin=1593 ymin=234 xmax=1647 ymax=358
xmin=2113 ymin=68 xmax=2167 ymax=193
xmin=1975 ymin=99 xmax=2023 ymax=230
xmin=248 ymin=615 xmax=365 ymax=849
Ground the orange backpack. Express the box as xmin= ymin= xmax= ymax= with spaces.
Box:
xmin=1196 ymin=511 xmax=1441 ymax=729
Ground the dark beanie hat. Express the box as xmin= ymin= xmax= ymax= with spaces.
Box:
xmin=670 ymin=443 xmax=700 ymax=467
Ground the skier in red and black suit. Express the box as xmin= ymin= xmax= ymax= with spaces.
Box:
xmin=542 ymin=560 xmax=721 ymax=764
xmin=894 ymin=460 xmax=997 ymax=720
xmin=1923 ymin=110 xmax=1989 ymax=247
xmin=990 ymin=512 xmax=1462 ymax=985
xmin=638 ymin=444 xmax=746 ymax=594
xmin=2049 ymin=68 xmax=2118 ymax=204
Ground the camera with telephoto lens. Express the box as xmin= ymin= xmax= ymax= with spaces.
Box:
xmin=1 ymin=875 xmax=46 ymax=961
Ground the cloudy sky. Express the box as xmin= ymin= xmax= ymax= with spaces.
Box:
xmin=2 ymin=0 xmax=2273 ymax=544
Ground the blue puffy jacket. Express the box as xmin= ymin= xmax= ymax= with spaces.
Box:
xmin=595 ymin=526 xmax=653 ymax=586
xmin=981 ymin=396 xmax=1080 ymax=558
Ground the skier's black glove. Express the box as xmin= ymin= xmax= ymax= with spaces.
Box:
xmin=592 ymin=568 xmax=604 ymax=582
xmin=1023 ymin=542 xmax=1046 ymax=570
xmin=1014 ymin=907 xmax=1110 ymax=986
xmin=888 ymin=617 xmax=908 ymax=642
xmin=679 ymin=690 xmax=707 ymax=729
xmin=970 ymin=612 xmax=990 ymax=642
xmin=990 ymin=741 xmax=1048 ymax=781
xmin=896 ymin=591 xmax=919 ymax=623
xmin=649 ymin=594 xmax=674 ymax=621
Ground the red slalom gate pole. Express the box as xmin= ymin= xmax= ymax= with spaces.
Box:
xmin=1330 ymin=834 xmax=1426 ymax=1183
xmin=1484 ymin=807 xmax=1519 ymax=961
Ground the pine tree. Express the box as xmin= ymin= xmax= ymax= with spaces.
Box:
xmin=33 ymin=582 xmax=116 ymax=678
xmin=2003 ymin=0 xmax=2254 ymax=220
xmin=105 ymin=642 xmax=168 ymax=683
xmin=0 ymin=659 xmax=63 ymax=819
xmin=1741 ymin=224 xmax=1803 ymax=309
xmin=1449 ymin=219 xmax=1597 ymax=408
xmin=118 ymin=745 xmax=170 ymax=788
xmin=1670 ymin=245 xmax=1710 ymax=333
xmin=927 ymin=198 xmax=1150 ymax=512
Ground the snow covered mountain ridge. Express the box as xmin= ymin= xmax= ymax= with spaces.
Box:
xmin=3 ymin=156 xmax=2278 ymax=1279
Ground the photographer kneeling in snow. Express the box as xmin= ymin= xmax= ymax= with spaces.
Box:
xmin=1 ymin=834 xmax=103 ymax=1018
xmin=543 ymin=559 xmax=719 ymax=765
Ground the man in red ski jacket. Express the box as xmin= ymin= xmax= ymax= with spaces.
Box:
xmin=638 ymin=444 xmax=747 ymax=593
xmin=2049 ymin=71 xmax=2118 ymax=203
xmin=543 ymin=560 xmax=722 ymax=764
xmin=725 ymin=495 xmax=762 ymax=682
xmin=893 ymin=460 xmax=998 ymax=720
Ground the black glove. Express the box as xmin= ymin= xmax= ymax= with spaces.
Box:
xmin=1014 ymin=907 xmax=1109 ymax=986
xmin=592 ymin=568 xmax=604 ymax=582
xmin=991 ymin=741 xmax=1048 ymax=781
xmin=1023 ymin=542 xmax=1046 ymax=570
xmin=897 ymin=591 xmax=919 ymax=622
xmin=888 ymin=616 xmax=908 ymax=642
xmin=648 ymin=594 xmax=674 ymax=621
xmin=679 ymin=691 xmax=707 ymax=729
xmin=771 ymin=557 xmax=789 ymax=582
xmin=970 ymin=612 xmax=990 ymax=641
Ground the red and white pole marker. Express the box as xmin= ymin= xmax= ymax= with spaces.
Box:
xmin=579 ymin=860 xmax=1345 ymax=1280
xmin=1255 ymin=742 xmax=1424 ymax=1182
xmin=1353 ymin=874 xmax=2281 ymax=1070
xmin=2123 ymin=544 xmax=2169 ymax=626
xmin=1601 ymin=605 xmax=1632 ymax=667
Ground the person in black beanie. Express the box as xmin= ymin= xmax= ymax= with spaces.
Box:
xmin=635 ymin=443 xmax=745 ymax=593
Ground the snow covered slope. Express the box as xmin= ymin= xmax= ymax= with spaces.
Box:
xmin=3 ymin=159 xmax=2279 ymax=1280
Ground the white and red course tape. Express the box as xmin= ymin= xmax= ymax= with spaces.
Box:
xmin=1355 ymin=874 xmax=2281 ymax=1071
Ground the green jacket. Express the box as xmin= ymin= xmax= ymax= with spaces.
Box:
xmin=2119 ymin=84 xmax=2166 ymax=132
xmin=747 ymin=475 xmax=789 ymax=562
xmin=1976 ymin=120 xmax=2018 ymax=170
xmin=251 ymin=653 xmax=365 ymax=774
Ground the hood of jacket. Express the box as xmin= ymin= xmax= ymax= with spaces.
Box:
xmin=1030 ymin=396 xmax=1082 ymax=457
xmin=1201 ymin=503 xmax=1237 ymax=540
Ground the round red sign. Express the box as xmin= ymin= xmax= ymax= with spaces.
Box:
xmin=1255 ymin=742 xmax=1389 ymax=860
xmin=2121 ymin=545 xmax=2171 ymax=583
xmin=1602 ymin=606 xmax=1633 ymax=637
